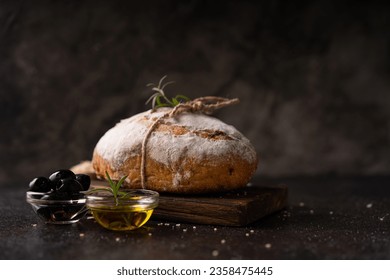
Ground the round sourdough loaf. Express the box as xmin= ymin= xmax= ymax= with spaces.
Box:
xmin=92 ymin=108 xmax=258 ymax=194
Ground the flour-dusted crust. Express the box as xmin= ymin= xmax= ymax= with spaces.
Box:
xmin=92 ymin=108 xmax=258 ymax=194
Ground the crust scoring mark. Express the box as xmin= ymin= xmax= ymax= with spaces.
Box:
xmin=155 ymin=121 xmax=234 ymax=141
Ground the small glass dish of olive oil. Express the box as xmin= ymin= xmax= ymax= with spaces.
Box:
xmin=85 ymin=189 xmax=159 ymax=231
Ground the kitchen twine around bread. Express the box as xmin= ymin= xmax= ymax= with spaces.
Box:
xmin=140 ymin=96 xmax=240 ymax=189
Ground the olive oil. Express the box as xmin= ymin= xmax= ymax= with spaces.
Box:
xmin=90 ymin=206 xmax=154 ymax=231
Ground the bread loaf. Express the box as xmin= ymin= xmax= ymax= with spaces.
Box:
xmin=92 ymin=108 xmax=258 ymax=194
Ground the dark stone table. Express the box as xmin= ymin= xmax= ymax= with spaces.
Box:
xmin=1 ymin=176 xmax=389 ymax=259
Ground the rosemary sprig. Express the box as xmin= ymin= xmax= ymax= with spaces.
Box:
xmin=146 ymin=75 xmax=190 ymax=109
xmin=86 ymin=171 xmax=128 ymax=206
xmin=106 ymin=172 xmax=128 ymax=205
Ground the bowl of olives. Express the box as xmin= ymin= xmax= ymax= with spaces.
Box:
xmin=26 ymin=169 xmax=90 ymax=224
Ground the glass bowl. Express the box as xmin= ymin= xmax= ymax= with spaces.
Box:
xmin=85 ymin=189 xmax=159 ymax=231
xmin=26 ymin=191 xmax=87 ymax=224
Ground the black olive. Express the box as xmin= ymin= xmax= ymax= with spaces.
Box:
xmin=70 ymin=192 xmax=85 ymax=200
xmin=56 ymin=178 xmax=83 ymax=194
xmin=28 ymin=177 xmax=53 ymax=192
xmin=49 ymin=169 xmax=76 ymax=186
xmin=75 ymin=174 xmax=91 ymax=191
xmin=41 ymin=191 xmax=71 ymax=200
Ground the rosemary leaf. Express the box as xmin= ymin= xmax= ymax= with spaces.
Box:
xmin=116 ymin=175 xmax=128 ymax=193
xmin=105 ymin=172 xmax=116 ymax=190
xmin=172 ymin=97 xmax=179 ymax=106
xmin=175 ymin=94 xmax=190 ymax=102
xmin=146 ymin=76 xmax=191 ymax=109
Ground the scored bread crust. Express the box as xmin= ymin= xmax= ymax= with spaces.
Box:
xmin=92 ymin=108 xmax=258 ymax=194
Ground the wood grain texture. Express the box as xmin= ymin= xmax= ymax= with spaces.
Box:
xmin=154 ymin=185 xmax=288 ymax=226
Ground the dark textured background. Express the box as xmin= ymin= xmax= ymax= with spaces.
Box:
xmin=1 ymin=0 xmax=390 ymax=186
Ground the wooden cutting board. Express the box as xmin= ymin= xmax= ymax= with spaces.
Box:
xmin=91 ymin=180 xmax=288 ymax=226
xmin=154 ymin=185 xmax=287 ymax=226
